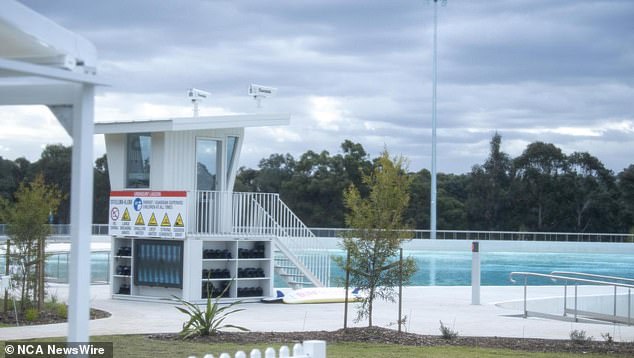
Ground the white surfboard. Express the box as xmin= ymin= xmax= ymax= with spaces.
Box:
xmin=280 ymin=287 xmax=365 ymax=304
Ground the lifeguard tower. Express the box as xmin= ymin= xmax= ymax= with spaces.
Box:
xmin=97 ymin=109 xmax=330 ymax=302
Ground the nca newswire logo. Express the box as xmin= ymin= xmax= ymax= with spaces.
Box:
xmin=4 ymin=342 xmax=113 ymax=357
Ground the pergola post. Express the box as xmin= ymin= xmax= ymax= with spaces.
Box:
xmin=66 ymin=84 xmax=95 ymax=342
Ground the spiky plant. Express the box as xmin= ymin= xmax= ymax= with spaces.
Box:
xmin=172 ymin=281 xmax=248 ymax=338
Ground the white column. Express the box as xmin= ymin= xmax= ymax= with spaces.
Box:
xmin=471 ymin=241 xmax=480 ymax=305
xmin=67 ymin=84 xmax=95 ymax=342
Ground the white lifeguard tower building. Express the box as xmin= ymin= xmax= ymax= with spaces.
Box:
xmin=96 ymin=111 xmax=330 ymax=302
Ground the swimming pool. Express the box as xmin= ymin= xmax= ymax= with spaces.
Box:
xmin=0 ymin=252 xmax=110 ymax=284
xmin=327 ymin=251 xmax=634 ymax=286
xmin=2 ymin=249 xmax=632 ymax=287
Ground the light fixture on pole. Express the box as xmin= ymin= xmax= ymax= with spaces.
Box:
xmin=430 ymin=0 xmax=446 ymax=240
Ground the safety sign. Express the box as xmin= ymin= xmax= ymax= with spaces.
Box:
xmin=109 ymin=191 xmax=187 ymax=239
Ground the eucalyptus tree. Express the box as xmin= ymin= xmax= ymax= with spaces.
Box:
xmin=338 ymin=150 xmax=416 ymax=326
xmin=617 ymin=165 xmax=634 ymax=233
xmin=512 ymin=142 xmax=567 ymax=231
xmin=563 ymin=152 xmax=618 ymax=232
xmin=466 ymin=133 xmax=512 ymax=230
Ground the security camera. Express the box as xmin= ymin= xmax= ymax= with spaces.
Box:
xmin=187 ymin=88 xmax=210 ymax=117
xmin=187 ymin=88 xmax=210 ymax=100
xmin=248 ymin=84 xmax=277 ymax=98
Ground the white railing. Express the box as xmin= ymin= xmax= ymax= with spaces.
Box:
xmin=193 ymin=191 xmax=316 ymax=237
xmin=1 ymin=224 xmax=632 ymax=243
xmin=193 ymin=191 xmax=330 ymax=287
xmin=510 ymin=271 xmax=633 ymax=325
xmin=186 ymin=340 xmax=326 ymax=358
xmin=309 ymin=227 xmax=634 ymax=243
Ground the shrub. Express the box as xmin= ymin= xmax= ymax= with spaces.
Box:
xmin=56 ymin=304 xmax=68 ymax=319
xmin=173 ymin=281 xmax=248 ymax=339
xmin=439 ymin=320 xmax=458 ymax=340
xmin=601 ymin=332 xmax=613 ymax=344
xmin=570 ymin=329 xmax=592 ymax=344
xmin=24 ymin=308 xmax=39 ymax=322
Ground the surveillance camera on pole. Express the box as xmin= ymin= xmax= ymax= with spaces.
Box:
xmin=248 ymin=84 xmax=277 ymax=108
xmin=187 ymin=88 xmax=210 ymax=117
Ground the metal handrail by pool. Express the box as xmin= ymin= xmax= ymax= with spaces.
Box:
xmin=550 ymin=271 xmax=634 ymax=285
xmin=510 ymin=271 xmax=633 ymax=325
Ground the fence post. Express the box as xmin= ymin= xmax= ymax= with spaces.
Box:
xmin=343 ymin=248 xmax=350 ymax=329
xmin=562 ymin=282 xmax=568 ymax=317
xmin=292 ymin=343 xmax=303 ymax=356
xmin=302 ymin=340 xmax=327 ymax=358
xmin=264 ymin=347 xmax=275 ymax=358
xmin=574 ymin=284 xmax=578 ymax=322
xmin=398 ymin=247 xmax=403 ymax=332
xmin=614 ymin=285 xmax=618 ymax=322
xmin=523 ymin=276 xmax=527 ymax=318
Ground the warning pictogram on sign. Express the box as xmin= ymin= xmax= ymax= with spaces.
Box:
xmin=110 ymin=207 xmax=120 ymax=221
xmin=148 ymin=213 xmax=158 ymax=226
xmin=135 ymin=213 xmax=145 ymax=226
xmin=161 ymin=213 xmax=171 ymax=227
xmin=122 ymin=208 xmax=131 ymax=221
xmin=174 ymin=213 xmax=184 ymax=227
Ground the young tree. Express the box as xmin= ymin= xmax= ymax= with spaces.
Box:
xmin=338 ymin=150 xmax=416 ymax=326
xmin=3 ymin=175 xmax=62 ymax=311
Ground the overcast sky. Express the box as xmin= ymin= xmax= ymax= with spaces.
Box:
xmin=3 ymin=0 xmax=633 ymax=174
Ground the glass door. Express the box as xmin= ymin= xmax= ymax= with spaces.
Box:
xmin=196 ymin=139 xmax=221 ymax=233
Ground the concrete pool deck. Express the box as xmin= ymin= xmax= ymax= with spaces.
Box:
xmin=2 ymin=284 xmax=634 ymax=342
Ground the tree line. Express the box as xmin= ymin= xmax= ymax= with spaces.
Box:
xmin=0 ymin=144 xmax=110 ymax=225
xmin=235 ymin=135 xmax=634 ymax=234
xmin=1 ymin=135 xmax=633 ymax=233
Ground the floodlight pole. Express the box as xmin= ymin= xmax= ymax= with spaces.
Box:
xmin=430 ymin=0 xmax=440 ymax=240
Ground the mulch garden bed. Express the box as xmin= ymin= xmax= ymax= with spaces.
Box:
xmin=0 ymin=308 xmax=110 ymax=326
xmin=149 ymin=326 xmax=634 ymax=355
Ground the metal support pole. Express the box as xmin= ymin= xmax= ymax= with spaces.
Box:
xmin=430 ymin=0 xmax=438 ymax=240
xmin=614 ymin=286 xmax=618 ymax=322
xmin=627 ymin=288 xmax=632 ymax=326
xmin=343 ymin=249 xmax=350 ymax=330
xmin=574 ymin=284 xmax=578 ymax=322
xmin=563 ymin=282 xmax=567 ymax=317
xmin=523 ymin=276 xmax=527 ymax=318
xmin=398 ymin=248 xmax=403 ymax=333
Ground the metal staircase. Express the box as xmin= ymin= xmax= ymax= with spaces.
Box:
xmin=247 ymin=194 xmax=330 ymax=289
xmin=193 ymin=191 xmax=331 ymax=289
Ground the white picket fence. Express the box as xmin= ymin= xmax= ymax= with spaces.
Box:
xmin=186 ymin=340 xmax=326 ymax=358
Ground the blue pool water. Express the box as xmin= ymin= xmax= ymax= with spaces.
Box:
xmin=2 ymin=250 xmax=632 ymax=287
xmin=0 ymin=252 xmax=110 ymax=284
xmin=328 ymin=251 xmax=634 ymax=286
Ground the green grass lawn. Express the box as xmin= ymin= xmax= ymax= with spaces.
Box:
xmin=0 ymin=335 xmax=626 ymax=358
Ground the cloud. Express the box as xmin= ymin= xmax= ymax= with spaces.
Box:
xmin=3 ymin=0 xmax=631 ymax=174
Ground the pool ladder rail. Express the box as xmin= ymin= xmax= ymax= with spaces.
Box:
xmin=509 ymin=271 xmax=633 ymax=325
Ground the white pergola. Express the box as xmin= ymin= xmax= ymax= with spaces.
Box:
xmin=0 ymin=0 xmax=107 ymax=341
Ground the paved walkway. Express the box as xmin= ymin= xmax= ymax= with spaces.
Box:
xmin=2 ymin=285 xmax=633 ymax=342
